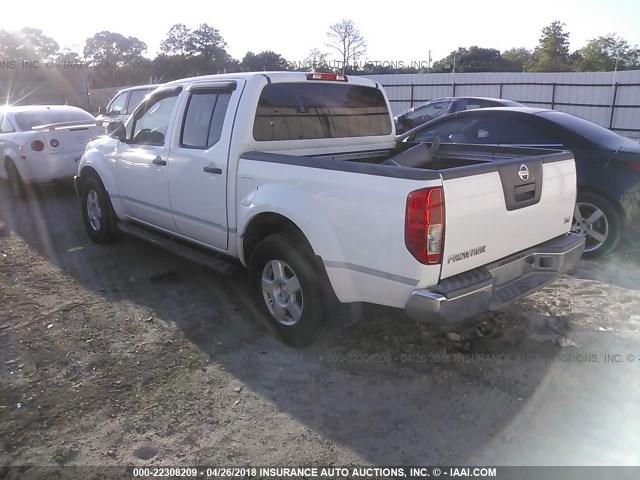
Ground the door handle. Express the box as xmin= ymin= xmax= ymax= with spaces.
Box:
xmin=203 ymin=167 xmax=222 ymax=174
xmin=153 ymin=156 xmax=167 ymax=166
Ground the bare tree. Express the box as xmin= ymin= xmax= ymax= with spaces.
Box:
xmin=326 ymin=19 xmax=367 ymax=73
xmin=304 ymin=48 xmax=330 ymax=71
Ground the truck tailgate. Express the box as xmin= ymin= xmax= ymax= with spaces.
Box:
xmin=439 ymin=151 xmax=576 ymax=279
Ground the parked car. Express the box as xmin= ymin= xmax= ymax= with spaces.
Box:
xmin=96 ymin=84 xmax=157 ymax=125
xmin=76 ymin=72 xmax=582 ymax=346
xmin=394 ymin=96 xmax=525 ymax=134
xmin=400 ymin=107 xmax=640 ymax=258
xmin=0 ymin=105 xmax=102 ymax=198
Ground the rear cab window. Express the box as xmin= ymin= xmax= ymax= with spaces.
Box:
xmin=253 ymin=82 xmax=391 ymax=141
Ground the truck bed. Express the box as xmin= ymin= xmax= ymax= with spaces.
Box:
xmin=329 ymin=142 xmax=572 ymax=171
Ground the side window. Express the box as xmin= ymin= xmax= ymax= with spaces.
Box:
xmin=107 ymin=93 xmax=128 ymax=115
xmin=499 ymin=118 xmax=562 ymax=145
xmin=405 ymin=101 xmax=452 ymax=125
xmin=411 ymin=118 xmax=474 ymax=143
xmin=454 ymin=117 xmax=507 ymax=144
xmin=0 ymin=114 xmax=15 ymax=133
xmin=126 ymin=89 xmax=151 ymax=114
xmin=0 ymin=114 xmax=14 ymax=133
xmin=180 ymin=91 xmax=232 ymax=149
xmin=131 ymin=90 xmax=180 ymax=146
xmin=465 ymin=99 xmax=499 ymax=110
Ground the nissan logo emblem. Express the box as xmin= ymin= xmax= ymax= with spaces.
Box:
xmin=518 ymin=164 xmax=529 ymax=181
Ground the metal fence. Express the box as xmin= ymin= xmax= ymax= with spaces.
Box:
xmin=365 ymin=70 xmax=640 ymax=136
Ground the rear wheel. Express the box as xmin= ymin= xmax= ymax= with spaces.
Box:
xmin=6 ymin=160 xmax=26 ymax=199
xmin=572 ymin=192 xmax=621 ymax=259
xmin=81 ymin=175 xmax=117 ymax=244
xmin=249 ymin=234 xmax=325 ymax=346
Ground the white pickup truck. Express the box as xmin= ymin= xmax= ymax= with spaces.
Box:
xmin=76 ymin=71 xmax=584 ymax=346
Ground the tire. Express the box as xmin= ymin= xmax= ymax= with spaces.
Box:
xmin=249 ymin=234 xmax=325 ymax=347
xmin=572 ymin=192 xmax=622 ymax=259
xmin=81 ymin=175 xmax=117 ymax=244
xmin=6 ymin=160 xmax=26 ymax=200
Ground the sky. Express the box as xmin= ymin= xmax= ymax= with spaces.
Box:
xmin=2 ymin=0 xmax=640 ymax=65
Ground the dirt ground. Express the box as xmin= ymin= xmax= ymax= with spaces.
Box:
xmin=1 ymin=182 xmax=640 ymax=473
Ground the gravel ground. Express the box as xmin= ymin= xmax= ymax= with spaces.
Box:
xmin=1 ymin=182 xmax=639 ymax=476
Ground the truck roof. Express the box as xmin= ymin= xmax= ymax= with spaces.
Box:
xmin=165 ymin=71 xmax=379 ymax=88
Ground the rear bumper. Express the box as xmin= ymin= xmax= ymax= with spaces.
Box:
xmin=21 ymin=151 xmax=84 ymax=183
xmin=405 ymin=233 xmax=585 ymax=323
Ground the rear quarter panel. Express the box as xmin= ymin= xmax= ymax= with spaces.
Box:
xmin=237 ymin=157 xmax=443 ymax=307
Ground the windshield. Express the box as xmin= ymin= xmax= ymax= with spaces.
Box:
xmin=14 ymin=108 xmax=95 ymax=130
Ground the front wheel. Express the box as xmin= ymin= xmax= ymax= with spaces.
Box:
xmin=81 ymin=175 xmax=117 ymax=244
xmin=571 ymin=192 xmax=622 ymax=259
xmin=249 ymin=235 xmax=325 ymax=347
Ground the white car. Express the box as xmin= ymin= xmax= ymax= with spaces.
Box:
xmin=0 ymin=105 xmax=102 ymax=197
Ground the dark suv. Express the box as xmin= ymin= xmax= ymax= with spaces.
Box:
xmin=394 ymin=96 xmax=525 ymax=134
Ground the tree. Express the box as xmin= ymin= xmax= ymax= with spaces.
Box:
xmin=55 ymin=48 xmax=82 ymax=63
xmin=83 ymin=31 xmax=147 ymax=66
xmin=187 ymin=24 xmax=227 ymax=60
xmin=0 ymin=28 xmax=60 ymax=61
xmin=433 ymin=46 xmax=502 ymax=73
xmin=183 ymin=23 xmax=234 ymax=74
xmin=0 ymin=30 xmax=21 ymax=59
xmin=574 ymin=34 xmax=640 ymax=72
xmin=160 ymin=24 xmax=192 ymax=56
xmin=501 ymin=47 xmax=533 ymax=72
xmin=525 ymin=21 xmax=572 ymax=72
xmin=83 ymin=31 xmax=149 ymax=88
xmin=240 ymin=51 xmax=289 ymax=71
xmin=17 ymin=28 xmax=60 ymax=60
xmin=326 ymin=19 xmax=366 ymax=74
xmin=156 ymin=23 xmax=236 ymax=79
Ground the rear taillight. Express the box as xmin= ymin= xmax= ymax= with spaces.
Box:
xmin=31 ymin=140 xmax=45 ymax=152
xmin=50 ymin=139 xmax=59 ymax=148
xmin=627 ymin=163 xmax=640 ymax=172
xmin=306 ymin=72 xmax=348 ymax=82
xmin=405 ymin=187 xmax=445 ymax=264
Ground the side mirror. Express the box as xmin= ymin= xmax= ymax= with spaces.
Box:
xmin=106 ymin=121 xmax=126 ymax=142
xmin=98 ymin=106 xmax=107 ymax=115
